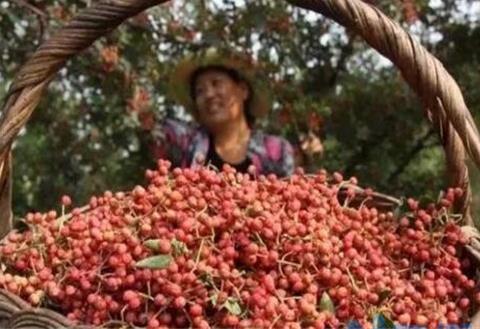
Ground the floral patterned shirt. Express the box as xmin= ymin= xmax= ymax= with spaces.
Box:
xmin=151 ymin=118 xmax=294 ymax=177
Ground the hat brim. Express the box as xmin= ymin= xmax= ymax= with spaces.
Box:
xmin=168 ymin=49 xmax=270 ymax=120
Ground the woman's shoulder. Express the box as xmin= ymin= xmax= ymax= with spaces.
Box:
xmin=164 ymin=117 xmax=197 ymax=134
xmin=150 ymin=117 xmax=208 ymax=167
xmin=152 ymin=117 xmax=203 ymax=139
xmin=250 ymin=130 xmax=293 ymax=160
xmin=251 ymin=130 xmax=293 ymax=147
xmin=249 ymin=129 xmax=295 ymax=177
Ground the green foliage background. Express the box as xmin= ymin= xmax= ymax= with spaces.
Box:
xmin=1 ymin=0 xmax=480 ymax=219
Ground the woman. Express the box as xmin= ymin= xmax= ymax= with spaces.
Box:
xmin=150 ymin=48 xmax=295 ymax=177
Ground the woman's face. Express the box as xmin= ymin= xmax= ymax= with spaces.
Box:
xmin=193 ymin=69 xmax=249 ymax=130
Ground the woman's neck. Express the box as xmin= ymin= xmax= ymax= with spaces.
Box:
xmin=212 ymin=119 xmax=250 ymax=148
xmin=210 ymin=117 xmax=251 ymax=162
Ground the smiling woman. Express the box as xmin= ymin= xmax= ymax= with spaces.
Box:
xmin=150 ymin=48 xmax=295 ymax=177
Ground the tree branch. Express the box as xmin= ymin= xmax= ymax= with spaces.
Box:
xmin=343 ymin=128 xmax=390 ymax=176
xmin=328 ymin=35 xmax=356 ymax=87
xmin=12 ymin=0 xmax=47 ymax=18
xmin=387 ymin=128 xmax=436 ymax=184
xmin=12 ymin=0 xmax=48 ymax=42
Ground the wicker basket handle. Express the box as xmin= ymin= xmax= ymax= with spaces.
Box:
xmin=287 ymin=0 xmax=480 ymax=225
xmin=1 ymin=0 xmax=479 ymax=238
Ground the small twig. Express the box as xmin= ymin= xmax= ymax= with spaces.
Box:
xmin=12 ymin=0 xmax=48 ymax=42
xmin=97 ymin=320 xmax=131 ymax=329
xmin=190 ymin=238 xmax=205 ymax=274
xmin=119 ymin=305 xmax=127 ymax=323
xmin=146 ymin=281 xmax=151 ymax=314
xmin=340 ymin=183 xmax=402 ymax=207
xmin=255 ymin=232 xmax=266 ymax=247
xmin=230 ymin=281 xmax=242 ymax=301
xmin=12 ymin=0 xmax=47 ymax=18
xmin=346 ymin=267 xmax=359 ymax=292
xmin=56 ymin=205 xmax=90 ymax=228
xmin=278 ymin=257 xmax=301 ymax=268
xmin=269 ymin=315 xmax=282 ymax=329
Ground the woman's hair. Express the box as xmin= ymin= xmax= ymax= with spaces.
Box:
xmin=189 ymin=65 xmax=255 ymax=127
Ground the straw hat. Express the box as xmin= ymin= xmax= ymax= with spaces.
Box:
xmin=168 ymin=48 xmax=271 ymax=120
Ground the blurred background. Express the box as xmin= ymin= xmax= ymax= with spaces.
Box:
xmin=1 ymin=0 xmax=479 ymax=221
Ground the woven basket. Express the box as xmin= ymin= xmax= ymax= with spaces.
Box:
xmin=1 ymin=0 xmax=480 ymax=327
